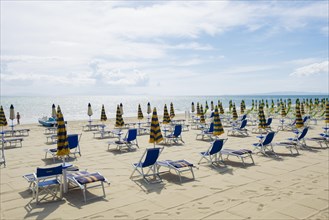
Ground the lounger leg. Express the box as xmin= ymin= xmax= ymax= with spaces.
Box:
xmin=101 ymin=182 xmax=106 ymax=198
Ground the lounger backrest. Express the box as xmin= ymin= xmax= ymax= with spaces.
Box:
xmin=240 ymin=120 xmax=247 ymax=129
xmin=37 ymin=165 xmax=62 ymax=178
xmin=303 ymin=116 xmax=309 ymax=123
xmin=142 ymin=148 xmax=161 ymax=167
xmin=298 ymin=127 xmax=308 ymax=140
xmin=208 ymin=123 xmax=214 ymax=132
xmin=127 ymin=129 xmax=137 ymax=141
xmin=241 ymin=114 xmax=247 ymax=121
xmin=209 ymin=139 xmax=224 ymax=155
xmin=262 ymin=132 xmax=275 ymax=146
xmin=173 ymin=125 xmax=182 ymax=137
xmin=68 ymin=134 xmax=79 ymax=149
xmin=266 ymin=118 xmax=273 ymax=126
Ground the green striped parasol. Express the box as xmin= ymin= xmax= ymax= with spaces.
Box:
xmin=213 ymin=106 xmax=224 ymax=137
xmin=115 ymin=105 xmax=124 ymax=127
xmin=138 ymin=104 xmax=144 ymax=120
xmin=219 ymin=102 xmax=224 ymax=114
xmin=56 ymin=106 xmax=70 ymax=157
xmin=199 ymin=105 xmax=205 ymax=123
xmin=149 ymin=107 xmax=163 ymax=145
xmin=101 ymin=104 xmax=107 ymax=122
xmin=163 ymin=104 xmax=171 ymax=124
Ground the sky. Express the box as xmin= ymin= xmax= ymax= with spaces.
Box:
xmin=1 ymin=1 xmax=328 ymax=96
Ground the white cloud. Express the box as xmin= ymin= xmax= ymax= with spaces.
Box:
xmin=290 ymin=61 xmax=329 ymax=77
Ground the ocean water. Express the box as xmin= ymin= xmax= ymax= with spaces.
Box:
xmin=0 ymin=95 xmax=327 ymax=124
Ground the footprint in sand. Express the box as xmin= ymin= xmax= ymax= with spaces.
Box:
xmin=136 ymin=209 xmax=148 ymax=213
xmin=114 ymin=215 xmax=129 ymax=218
xmin=257 ymin=204 xmax=264 ymax=211
xmin=90 ymin=215 xmax=104 ymax=219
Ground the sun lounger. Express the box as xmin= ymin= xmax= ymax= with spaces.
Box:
xmin=252 ymin=131 xmax=277 ymax=157
xmin=157 ymin=159 xmax=195 ymax=183
xmin=108 ymin=128 xmax=138 ymax=151
xmin=198 ymin=139 xmax=227 ymax=166
xmin=66 ymin=170 xmax=109 ymax=203
xmin=221 ymin=149 xmax=254 ymax=166
xmin=306 ymin=136 xmax=329 ymax=149
xmin=1 ymin=137 xmax=23 ymax=148
xmin=46 ymin=135 xmax=57 ymax=144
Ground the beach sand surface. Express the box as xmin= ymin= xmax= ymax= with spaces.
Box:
xmin=0 ymin=114 xmax=328 ymax=219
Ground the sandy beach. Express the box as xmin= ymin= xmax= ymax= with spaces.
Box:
xmin=0 ymin=114 xmax=328 ymax=220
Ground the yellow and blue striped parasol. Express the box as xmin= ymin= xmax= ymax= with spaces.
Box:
xmin=163 ymin=104 xmax=171 ymax=124
xmin=0 ymin=106 xmax=8 ymax=127
xmin=100 ymin=104 xmax=107 ymax=122
xmin=199 ymin=105 xmax=205 ymax=123
xmin=56 ymin=106 xmax=70 ymax=157
xmin=170 ymin=102 xmax=175 ymax=119
xmin=325 ymin=101 xmax=329 ymax=125
xmin=258 ymin=104 xmax=266 ymax=129
xmin=137 ymin=104 xmax=144 ymax=120
xmin=219 ymin=102 xmax=224 ymax=114
xmin=196 ymin=102 xmax=201 ymax=116
xmin=232 ymin=104 xmax=238 ymax=121
xmin=295 ymin=103 xmax=304 ymax=129
xmin=213 ymin=106 xmax=224 ymax=137
xmin=281 ymin=102 xmax=286 ymax=118
xmin=240 ymin=101 xmax=244 ymax=114
xmin=149 ymin=107 xmax=163 ymax=145
xmin=115 ymin=105 xmax=124 ymax=127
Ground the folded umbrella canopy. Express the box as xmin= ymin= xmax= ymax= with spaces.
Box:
xmin=101 ymin=104 xmax=107 ymax=122
xmin=213 ymin=106 xmax=224 ymax=138
xmin=149 ymin=107 xmax=163 ymax=147
xmin=163 ymin=104 xmax=171 ymax=125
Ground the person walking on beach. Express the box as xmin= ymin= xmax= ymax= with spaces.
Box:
xmin=17 ymin=112 xmax=21 ymax=124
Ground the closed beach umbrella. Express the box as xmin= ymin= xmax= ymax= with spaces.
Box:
xmin=147 ymin=102 xmax=152 ymax=115
xmin=170 ymin=102 xmax=175 ymax=119
xmin=258 ymin=105 xmax=267 ymax=129
xmin=210 ymin=101 xmax=214 ymax=111
xmin=240 ymin=101 xmax=244 ymax=114
xmin=325 ymin=101 xmax=329 ymax=125
xmin=300 ymin=102 xmax=305 ymax=115
xmin=232 ymin=104 xmax=238 ymax=121
xmin=100 ymin=104 xmax=107 ymax=122
xmin=219 ymin=102 xmax=224 ymax=115
xmin=87 ymin=103 xmax=93 ymax=124
xmin=0 ymin=106 xmax=8 ymax=127
xmin=56 ymin=107 xmax=70 ymax=158
xmin=149 ymin=107 xmax=163 ymax=146
xmin=200 ymin=105 xmax=205 ymax=124
xmin=213 ymin=107 xmax=224 ymax=137
xmin=120 ymin=103 xmax=124 ymax=115
xmin=115 ymin=105 xmax=124 ymax=127
xmin=137 ymin=104 xmax=144 ymax=120
xmin=191 ymin=102 xmax=195 ymax=113
xmin=295 ymin=103 xmax=304 ymax=129
xmin=196 ymin=102 xmax=201 ymax=116
xmin=52 ymin=104 xmax=57 ymax=118
xmin=281 ymin=102 xmax=286 ymax=118
xmin=9 ymin=105 xmax=15 ymax=129
xmin=205 ymin=101 xmax=209 ymax=113
xmin=163 ymin=104 xmax=171 ymax=124
xmin=57 ymin=105 xmax=62 ymax=114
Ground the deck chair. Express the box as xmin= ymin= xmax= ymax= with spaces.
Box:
xmin=196 ymin=122 xmax=214 ymax=140
xmin=33 ymin=165 xmax=63 ymax=204
xmin=264 ymin=118 xmax=273 ymax=131
xmin=307 ymin=135 xmax=329 ymax=149
xmin=283 ymin=119 xmax=296 ymax=131
xmin=0 ymin=143 xmax=5 ymax=167
xmin=228 ymin=119 xmax=249 ymax=136
xmin=252 ymin=131 xmax=277 ymax=157
xmin=164 ymin=124 xmax=184 ymax=145
xmin=108 ymin=128 xmax=139 ymax=151
xmin=67 ymin=170 xmax=109 ymax=203
xmin=221 ymin=148 xmax=254 ymax=166
xmin=130 ymin=147 xmax=163 ymax=184
xmin=198 ymin=139 xmax=227 ymax=165
xmin=276 ymin=127 xmax=309 ymax=154
xmin=45 ymin=134 xmax=82 ymax=162
xmin=157 ymin=159 xmax=195 ymax=183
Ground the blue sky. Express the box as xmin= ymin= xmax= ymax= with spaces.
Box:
xmin=1 ymin=1 xmax=328 ymax=96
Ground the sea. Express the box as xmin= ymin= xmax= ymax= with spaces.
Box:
xmin=0 ymin=95 xmax=328 ymax=124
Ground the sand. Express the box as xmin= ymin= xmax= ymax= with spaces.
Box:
xmin=0 ymin=114 xmax=328 ymax=220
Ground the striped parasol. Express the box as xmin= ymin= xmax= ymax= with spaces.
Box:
xmin=170 ymin=102 xmax=175 ymax=119
xmin=199 ymin=105 xmax=205 ymax=123
xmin=258 ymin=105 xmax=267 ymax=129
xmin=205 ymin=101 xmax=209 ymax=112
xmin=232 ymin=104 xmax=238 ymax=121
xmin=57 ymin=105 xmax=62 ymax=114
xmin=115 ymin=105 xmax=124 ymax=127
xmin=101 ymin=104 xmax=107 ymax=122
xmin=196 ymin=102 xmax=201 ymax=116
xmin=281 ymin=102 xmax=286 ymax=118
xmin=325 ymin=101 xmax=329 ymax=125
xmin=295 ymin=103 xmax=304 ymax=129
xmin=52 ymin=104 xmax=57 ymax=118
xmin=137 ymin=104 xmax=144 ymax=120
xmin=0 ymin=106 xmax=8 ymax=127
xmin=219 ymin=102 xmax=224 ymax=114
xmin=56 ymin=106 xmax=70 ymax=157
xmin=300 ymin=102 xmax=305 ymax=115
xmin=149 ymin=107 xmax=163 ymax=146
xmin=213 ymin=106 xmax=224 ymax=137
xmin=229 ymin=100 xmax=233 ymax=112
xmin=240 ymin=101 xmax=244 ymax=114
xmin=163 ymin=104 xmax=171 ymax=124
